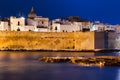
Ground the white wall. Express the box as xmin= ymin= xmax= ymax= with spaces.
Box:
xmin=24 ymin=26 xmax=35 ymax=31
xmin=91 ymin=24 xmax=105 ymax=31
xmin=52 ymin=23 xmax=60 ymax=32
xmin=52 ymin=22 xmax=82 ymax=32
xmin=38 ymin=28 xmax=48 ymax=32
xmin=10 ymin=17 xmax=25 ymax=31
xmin=27 ymin=17 xmax=49 ymax=27
xmin=0 ymin=21 xmax=10 ymax=31
xmin=59 ymin=25 xmax=79 ymax=32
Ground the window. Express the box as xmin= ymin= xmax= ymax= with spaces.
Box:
xmin=18 ymin=21 xmax=20 ymax=26
xmin=42 ymin=21 xmax=44 ymax=24
xmin=55 ymin=27 xmax=57 ymax=30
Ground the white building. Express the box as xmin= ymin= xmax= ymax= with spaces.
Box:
xmin=27 ymin=7 xmax=49 ymax=32
xmin=51 ymin=18 xmax=91 ymax=32
xmin=24 ymin=25 xmax=35 ymax=31
xmin=35 ymin=27 xmax=48 ymax=32
xmin=10 ymin=16 xmax=25 ymax=31
xmin=104 ymin=25 xmax=116 ymax=31
xmin=80 ymin=21 xmax=90 ymax=32
xmin=0 ymin=21 xmax=10 ymax=31
xmin=91 ymin=21 xmax=116 ymax=32
xmin=52 ymin=22 xmax=82 ymax=32
xmin=91 ymin=21 xmax=105 ymax=31
xmin=10 ymin=16 xmax=49 ymax=32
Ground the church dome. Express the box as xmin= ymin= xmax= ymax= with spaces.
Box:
xmin=28 ymin=7 xmax=37 ymax=19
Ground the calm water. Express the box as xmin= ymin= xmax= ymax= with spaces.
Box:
xmin=0 ymin=51 xmax=120 ymax=80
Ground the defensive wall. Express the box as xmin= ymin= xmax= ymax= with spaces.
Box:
xmin=0 ymin=31 xmax=95 ymax=51
xmin=0 ymin=31 xmax=117 ymax=51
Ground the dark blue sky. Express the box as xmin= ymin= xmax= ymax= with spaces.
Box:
xmin=0 ymin=0 xmax=120 ymax=24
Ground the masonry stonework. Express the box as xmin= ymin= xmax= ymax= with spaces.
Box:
xmin=0 ymin=31 xmax=95 ymax=51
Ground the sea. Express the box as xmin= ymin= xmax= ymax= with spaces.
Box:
xmin=0 ymin=51 xmax=120 ymax=80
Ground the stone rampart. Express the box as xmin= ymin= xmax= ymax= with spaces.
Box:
xmin=0 ymin=31 xmax=95 ymax=51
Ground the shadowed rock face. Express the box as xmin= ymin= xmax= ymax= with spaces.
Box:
xmin=39 ymin=56 xmax=120 ymax=67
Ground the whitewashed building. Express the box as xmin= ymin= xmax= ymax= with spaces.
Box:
xmin=104 ymin=25 xmax=116 ymax=31
xmin=0 ymin=21 xmax=10 ymax=31
xmin=52 ymin=21 xmax=82 ymax=32
xmin=51 ymin=18 xmax=90 ymax=32
xmin=91 ymin=21 xmax=116 ymax=32
xmin=27 ymin=7 xmax=49 ymax=32
xmin=52 ymin=23 xmax=80 ymax=32
xmin=10 ymin=16 xmax=25 ymax=31
xmin=91 ymin=21 xmax=105 ymax=31
xmin=34 ymin=27 xmax=48 ymax=32
xmin=24 ymin=26 xmax=35 ymax=31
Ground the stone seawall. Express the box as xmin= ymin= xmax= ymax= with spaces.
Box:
xmin=0 ymin=31 xmax=95 ymax=51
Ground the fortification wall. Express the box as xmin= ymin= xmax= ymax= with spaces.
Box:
xmin=108 ymin=32 xmax=120 ymax=49
xmin=0 ymin=31 xmax=95 ymax=51
xmin=94 ymin=32 xmax=105 ymax=49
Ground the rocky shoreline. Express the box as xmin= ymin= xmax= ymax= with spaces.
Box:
xmin=39 ymin=56 xmax=120 ymax=67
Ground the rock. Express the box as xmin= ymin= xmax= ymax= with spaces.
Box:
xmin=38 ymin=56 xmax=120 ymax=67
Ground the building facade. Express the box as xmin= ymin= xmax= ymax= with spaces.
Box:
xmin=52 ymin=22 xmax=82 ymax=32
xmin=0 ymin=21 xmax=10 ymax=31
xmin=10 ymin=17 xmax=25 ymax=31
xmin=27 ymin=7 xmax=49 ymax=32
xmin=51 ymin=18 xmax=90 ymax=32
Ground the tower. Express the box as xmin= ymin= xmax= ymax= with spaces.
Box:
xmin=27 ymin=7 xmax=37 ymax=19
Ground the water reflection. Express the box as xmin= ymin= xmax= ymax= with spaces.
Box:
xmin=0 ymin=51 xmax=95 ymax=61
xmin=95 ymin=52 xmax=120 ymax=56
xmin=0 ymin=51 xmax=119 ymax=80
xmin=116 ymin=69 xmax=120 ymax=80
xmin=0 ymin=51 xmax=119 ymax=61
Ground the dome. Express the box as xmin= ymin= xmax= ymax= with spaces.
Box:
xmin=28 ymin=7 xmax=37 ymax=19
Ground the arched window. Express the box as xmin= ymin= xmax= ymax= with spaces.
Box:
xmin=18 ymin=21 xmax=20 ymax=26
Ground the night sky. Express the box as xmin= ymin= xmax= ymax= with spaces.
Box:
xmin=0 ymin=0 xmax=120 ymax=24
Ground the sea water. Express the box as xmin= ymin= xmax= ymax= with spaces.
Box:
xmin=0 ymin=51 xmax=119 ymax=80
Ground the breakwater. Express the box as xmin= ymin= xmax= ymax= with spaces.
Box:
xmin=39 ymin=56 xmax=120 ymax=67
xmin=0 ymin=31 xmax=95 ymax=51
